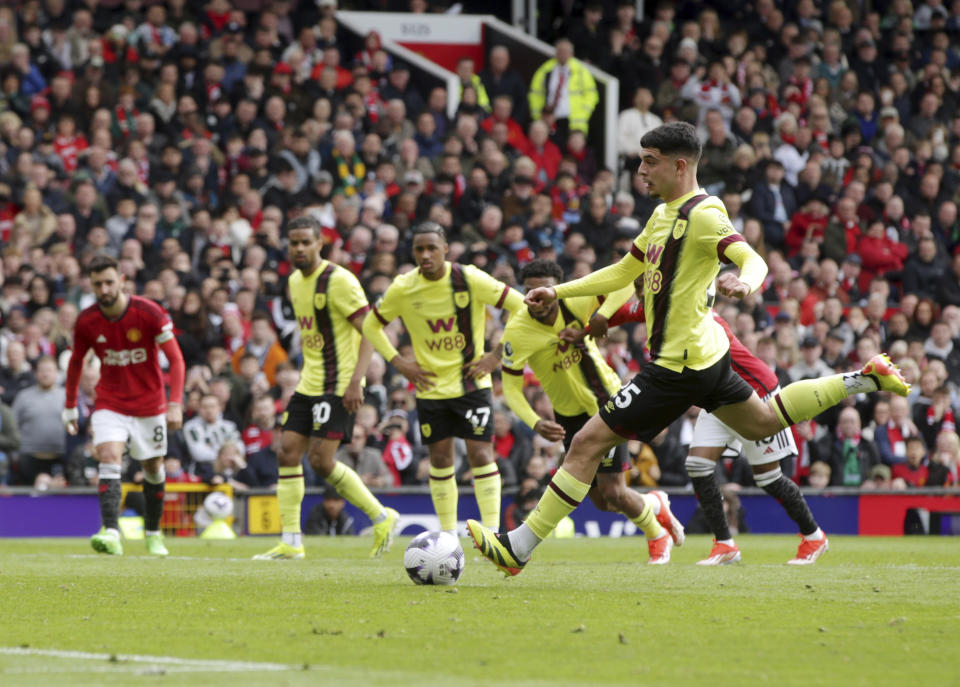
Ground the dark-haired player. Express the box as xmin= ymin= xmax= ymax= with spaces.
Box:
xmin=254 ymin=216 xmax=398 ymax=560
xmin=363 ymin=222 xmax=524 ymax=534
xmin=500 ymin=259 xmax=685 ymax=564
xmin=63 ymin=254 xmax=186 ymax=557
xmin=468 ymin=122 xmax=908 ymax=576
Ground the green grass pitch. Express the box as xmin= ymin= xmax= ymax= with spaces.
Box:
xmin=0 ymin=535 xmax=955 ymax=687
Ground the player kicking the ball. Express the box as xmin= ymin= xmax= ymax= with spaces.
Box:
xmin=467 ymin=122 xmax=908 ymax=576
xmin=63 ymin=254 xmax=186 ymax=557
xmin=577 ymin=299 xmax=828 ymax=565
xmin=254 ymin=216 xmax=398 ymax=560
xmin=500 ymin=259 xmax=683 ymax=564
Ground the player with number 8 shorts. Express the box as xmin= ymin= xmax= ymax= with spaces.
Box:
xmin=63 ymin=254 xmax=186 ymax=557
xmin=253 ymin=216 xmax=398 ymax=560
xmin=363 ymin=222 xmax=525 ymax=534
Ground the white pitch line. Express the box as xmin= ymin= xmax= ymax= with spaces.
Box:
xmin=0 ymin=647 xmax=298 ymax=673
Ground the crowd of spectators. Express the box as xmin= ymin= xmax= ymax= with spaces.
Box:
xmin=0 ymin=0 xmax=959 ymax=505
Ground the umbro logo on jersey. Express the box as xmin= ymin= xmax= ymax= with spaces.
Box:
xmin=96 ymin=335 xmax=107 ymax=343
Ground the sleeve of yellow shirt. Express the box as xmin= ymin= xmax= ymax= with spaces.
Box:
xmin=501 ymin=368 xmax=541 ymax=429
xmin=554 ymin=252 xmax=645 ymax=300
xmin=595 ymin=283 xmax=636 ymax=319
xmin=362 ymin=284 xmax=401 ymax=363
xmin=721 ymin=239 xmax=768 ymax=295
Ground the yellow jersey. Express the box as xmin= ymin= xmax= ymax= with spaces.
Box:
xmin=556 ymin=188 xmax=745 ymax=373
xmin=501 ymin=286 xmax=633 ymax=429
xmin=289 ymin=259 xmax=370 ymax=397
xmin=366 ymin=262 xmax=524 ymax=400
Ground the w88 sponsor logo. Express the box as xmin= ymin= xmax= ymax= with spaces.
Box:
xmin=103 ymin=348 xmax=148 ymax=366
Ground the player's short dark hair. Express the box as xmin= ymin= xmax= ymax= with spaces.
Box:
xmin=251 ymin=310 xmax=272 ymax=325
xmin=86 ymin=253 xmax=119 ymax=275
xmin=411 ymin=221 xmax=447 ymax=242
xmin=519 ymin=259 xmax=564 ymax=284
xmin=640 ymin=122 xmax=702 ymax=162
xmin=287 ymin=215 xmax=321 ymax=237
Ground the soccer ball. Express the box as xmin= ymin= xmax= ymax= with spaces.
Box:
xmin=403 ymin=531 xmax=465 ymax=586
xmin=202 ymin=491 xmax=234 ymax=520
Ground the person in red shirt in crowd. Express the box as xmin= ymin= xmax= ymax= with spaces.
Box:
xmin=53 ymin=113 xmax=88 ymax=175
xmin=892 ymin=436 xmax=930 ymax=487
xmin=525 ymin=120 xmax=562 ymax=184
xmin=481 ymin=95 xmax=530 ymax=154
xmin=380 ymin=411 xmax=415 ymax=486
xmin=857 ymin=220 xmax=908 ymax=292
xmin=823 ymin=196 xmax=861 ymax=265
xmin=242 ymin=394 xmax=276 ymax=456
xmin=784 ymin=193 xmax=830 ymax=258
xmin=63 ymin=254 xmax=186 ymax=557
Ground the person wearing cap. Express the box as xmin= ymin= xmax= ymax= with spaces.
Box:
xmin=789 ymin=336 xmax=834 ymax=382
xmin=529 ymin=38 xmax=599 ymax=140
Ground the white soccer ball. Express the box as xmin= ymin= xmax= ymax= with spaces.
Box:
xmin=202 ymin=491 xmax=234 ymax=520
xmin=403 ymin=531 xmax=465 ymax=586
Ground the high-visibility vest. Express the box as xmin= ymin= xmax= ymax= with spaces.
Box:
xmin=460 ymin=74 xmax=491 ymax=112
xmin=529 ymin=58 xmax=599 ymax=134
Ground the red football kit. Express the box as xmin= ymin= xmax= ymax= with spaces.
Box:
xmin=66 ymin=296 xmax=184 ymax=417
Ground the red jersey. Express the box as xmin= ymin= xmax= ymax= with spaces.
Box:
xmin=242 ymin=425 xmax=274 ymax=455
xmin=711 ymin=313 xmax=779 ymax=398
xmin=72 ymin=295 xmax=174 ymax=416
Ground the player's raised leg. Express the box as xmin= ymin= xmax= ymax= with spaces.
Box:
xmin=465 ymin=439 xmax=501 ymax=532
xmin=714 ymin=355 xmax=910 ymax=442
xmin=254 ymin=429 xmax=308 ymax=560
xmin=468 ymin=414 xmax=619 ymax=574
xmin=309 ymin=436 xmax=398 ymax=558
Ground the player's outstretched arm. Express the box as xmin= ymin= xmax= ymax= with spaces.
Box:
xmin=553 ymin=251 xmax=645 ymax=300
xmin=161 ymin=337 xmax=185 ymax=430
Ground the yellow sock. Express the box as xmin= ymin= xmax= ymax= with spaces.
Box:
xmin=630 ymin=494 xmax=663 ymax=540
xmin=429 ymin=464 xmax=458 ymax=531
xmin=277 ymin=466 xmax=305 ymax=534
xmin=472 ymin=462 xmax=502 ymax=531
xmin=327 ymin=461 xmax=384 ymax=521
xmin=771 ymin=375 xmax=847 ymax=427
xmin=525 ymin=468 xmax=590 ymax=540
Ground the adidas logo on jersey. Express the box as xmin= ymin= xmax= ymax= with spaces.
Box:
xmin=96 ymin=335 xmax=107 ymax=343
xmin=763 ymin=446 xmax=775 ymax=455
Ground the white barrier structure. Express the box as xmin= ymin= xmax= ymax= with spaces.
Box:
xmin=336 ymin=11 xmax=619 ymax=173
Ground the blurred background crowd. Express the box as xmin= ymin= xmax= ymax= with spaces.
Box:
xmin=0 ymin=0 xmax=958 ymax=510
